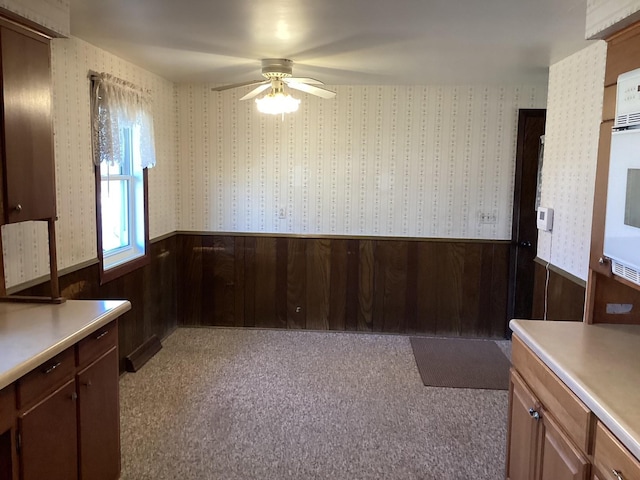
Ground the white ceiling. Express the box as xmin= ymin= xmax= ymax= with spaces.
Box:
xmin=70 ymin=0 xmax=592 ymax=86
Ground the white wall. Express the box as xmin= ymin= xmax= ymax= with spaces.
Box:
xmin=0 ymin=0 xmax=69 ymax=36
xmin=537 ymin=41 xmax=607 ymax=281
xmin=1 ymin=37 xmax=179 ymax=288
xmin=177 ymin=84 xmax=547 ymax=238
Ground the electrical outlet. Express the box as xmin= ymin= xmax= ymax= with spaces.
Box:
xmin=478 ymin=211 xmax=498 ymax=225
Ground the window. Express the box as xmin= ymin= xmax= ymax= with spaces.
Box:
xmin=97 ymin=125 xmax=148 ymax=274
xmin=95 ymin=127 xmax=149 ymax=283
xmin=91 ymin=72 xmax=154 ymax=284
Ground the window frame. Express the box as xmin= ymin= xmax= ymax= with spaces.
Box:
xmin=94 ymin=141 xmax=150 ymax=285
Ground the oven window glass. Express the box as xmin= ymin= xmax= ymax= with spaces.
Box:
xmin=625 ymin=169 xmax=640 ymax=228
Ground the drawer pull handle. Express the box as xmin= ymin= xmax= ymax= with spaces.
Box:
xmin=528 ymin=408 xmax=541 ymax=421
xmin=95 ymin=330 xmax=109 ymax=340
xmin=42 ymin=362 xmax=61 ymax=374
xmin=612 ymin=470 xmax=624 ymax=480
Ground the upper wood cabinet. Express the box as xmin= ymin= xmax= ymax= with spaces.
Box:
xmin=0 ymin=22 xmax=56 ymax=224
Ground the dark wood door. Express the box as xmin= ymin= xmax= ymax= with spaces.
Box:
xmin=19 ymin=379 xmax=78 ymax=480
xmin=77 ymin=348 xmax=120 ymax=480
xmin=508 ymin=109 xmax=546 ymax=325
xmin=507 ymin=371 xmax=541 ymax=480
xmin=0 ymin=25 xmax=55 ymax=223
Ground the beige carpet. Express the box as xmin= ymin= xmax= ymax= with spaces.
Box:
xmin=410 ymin=336 xmax=511 ymax=390
xmin=119 ymin=328 xmax=510 ymax=480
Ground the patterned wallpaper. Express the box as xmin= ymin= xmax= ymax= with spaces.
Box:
xmin=536 ymin=41 xmax=607 ymax=281
xmin=1 ymin=37 xmax=178 ymax=288
xmin=177 ymin=84 xmax=547 ymax=238
xmin=0 ymin=0 xmax=69 ymax=36
xmin=586 ymin=0 xmax=640 ymax=38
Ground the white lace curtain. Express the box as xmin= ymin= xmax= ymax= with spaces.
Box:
xmin=91 ymin=72 xmax=156 ymax=169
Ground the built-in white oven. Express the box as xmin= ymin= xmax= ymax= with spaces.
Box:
xmin=604 ymin=69 xmax=640 ymax=286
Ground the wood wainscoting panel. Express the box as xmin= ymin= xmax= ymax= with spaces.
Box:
xmin=305 ymin=239 xmax=332 ymax=331
xmin=286 ymin=238 xmax=307 ymax=330
xmin=177 ymin=234 xmax=203 ymax=326
xmin=17 ymin=236 xmax=178 ymax=372
xmin=532 ymin=262 xmax=585 ymax=321
xmin=177 ymin=234 xmax=511 ymax=338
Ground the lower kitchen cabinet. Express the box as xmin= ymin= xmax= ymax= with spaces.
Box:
xmin=0 ymin=319 xmax=120 ymax=480
xmin=592 ymin=421 xmax=640 ymax=480
xmin=507 ymin=371 xmax=540 ymax=480
xmin=507 ymin=370 xmax=589 ymax=480
xmin=19 ymin=379 xmax=78 ymax=480
xmin=0 ymin=385 xmax=16 ymax=480
xmin=77 ymin=347 xmax=120 ymax=480
xmin=538 ymin=409 xmax=589 ymax=480
xmin=507 ymin=335 xmax=594 ymax=480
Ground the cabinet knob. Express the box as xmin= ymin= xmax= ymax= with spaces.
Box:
xmin=71 ymin=392 xmax=78 ymax=401
xmin=612 ymin=470 xmax=624 ymax=480
xmin=84 ymin=380 xmax=93 ymax=388
xmin=528 ymin=408 xmax=541 ymax=421
xmin=14 ymin=203 xmax=22 ymax=213
xmin=599 ymin=257 xmax=608 ymax=265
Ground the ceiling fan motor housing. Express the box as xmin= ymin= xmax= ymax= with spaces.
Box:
xmin=261 ymin=58 xmax=293 ymax=79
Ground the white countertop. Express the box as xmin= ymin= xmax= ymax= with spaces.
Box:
xmin=0 ymin=299 xmax=131 ymax=390
xmin=510 ymin=319 xmax=640 ymax=461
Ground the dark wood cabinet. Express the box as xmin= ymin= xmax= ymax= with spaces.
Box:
xmin=0 ymin=22 xmax=55 ymax=224
xmin=19 ymin=379 xmax=78 ymax=480
xmin=0 ymin=320 xmax=121 ymax=480
xmin=77 ymin=347 xmax=120 ymax=480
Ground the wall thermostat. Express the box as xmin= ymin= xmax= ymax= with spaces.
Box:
xmin=537 ymin=207 xmax=554 ymax=232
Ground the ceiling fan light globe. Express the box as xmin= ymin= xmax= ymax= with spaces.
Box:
xmin=255 ymin=92 xmax=300 ymax=115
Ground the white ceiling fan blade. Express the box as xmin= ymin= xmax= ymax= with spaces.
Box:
xmin=286 ymin=82 xmax=336 ymax=99
xmin=239 ymin=83 xmax=272 ymax=100
xmin=283 ymin=77 xmax=324 ymax=85
xmin=211 ymin=80 xmax=265 ymax=92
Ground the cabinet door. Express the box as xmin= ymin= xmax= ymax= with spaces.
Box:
xmin=0 ymin=25 xmax=55 ymax=223
xmin=19 ymin=379 xmax=77 ymax=480
xmin=0 ymin=429 xmax=14 ymax=480
xmin=77 ymin=348 xmax=120 ymax=480
xmin=539 ymin=411 xmax=589 ymax=480
xmin=507 ymin=370 xmax=542 ymax=480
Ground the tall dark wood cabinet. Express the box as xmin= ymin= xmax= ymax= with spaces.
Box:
xmin=0 ymin=16 xmax=60 ymax=299
xmin=0 ymin=21 xmax=56 ymax=224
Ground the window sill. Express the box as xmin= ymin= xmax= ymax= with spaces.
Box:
xmin=99 ymin=252 xmax=150 ymax=285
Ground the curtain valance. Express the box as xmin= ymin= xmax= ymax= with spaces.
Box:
xmin=90 ymin=72 xmax=156 ymax=169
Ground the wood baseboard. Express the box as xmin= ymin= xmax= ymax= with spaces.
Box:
xmin=124 ymin=335 xmax=162 ymax=372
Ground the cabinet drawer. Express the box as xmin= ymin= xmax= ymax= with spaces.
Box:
xmin=512 ymin=335 xmax=594 ymax=453
xmin=17 ymin=347 xmax=75 ymax=409
xmin=0 ymin=384 xmax=15 ymax=431
xmin=76 ymin=320 xmax=118 ymax=368
xmin=593 ymin=422 xmax=640 ymax=480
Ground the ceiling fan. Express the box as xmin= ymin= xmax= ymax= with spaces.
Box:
xmin=211 ymin=59 xmax=336 ymax=114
